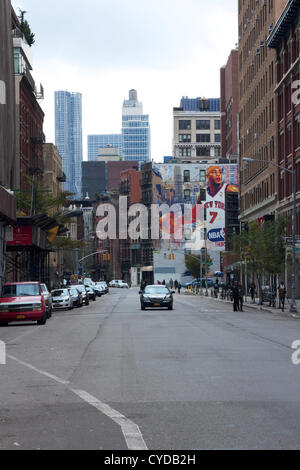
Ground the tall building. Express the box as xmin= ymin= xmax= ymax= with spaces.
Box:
xmin=88 ymin=134 xmax=122 ymax=161
xmin=122 ymin=89 xmax=150 ymax=162
xmin=220 ymin=49 xmax=239 ymax=160
xmin=55 ymin=91 xmax=83 ymax=198
xmin=0 ymin=0 xmax=17 ymax=290
xmin=267 ymin=0 xmax=300 ymax=295
xmin=173 ymin=97 xmax=221 ymax=163
xmin=238 ymin=0 xmax=287 ymax=223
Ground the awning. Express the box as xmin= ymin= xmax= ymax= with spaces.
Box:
xmin=141 ymin=266 xmax=154 ymax=272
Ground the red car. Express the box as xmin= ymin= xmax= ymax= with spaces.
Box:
xmin=0 ymin=282 xmax=47 ymax=326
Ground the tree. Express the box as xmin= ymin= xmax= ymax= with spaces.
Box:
xmin=185 ymin=252 xmax=212 ymax=280
xmin=230 ymin=217 xmax=287 ymax=303
xmin=18 ymin=10 xmax=35 ymax=46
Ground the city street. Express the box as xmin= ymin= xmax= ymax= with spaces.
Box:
xmin=0 ymin=288 xmax=300 ymax=450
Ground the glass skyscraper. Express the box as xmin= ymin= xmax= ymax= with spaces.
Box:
xmin=88 ymin=134 xmax=122 ymax=161
xmin=55 ymin=91 xmax=83 ymax=198
xmin=122 ymin=90 xmax=150 ymax=162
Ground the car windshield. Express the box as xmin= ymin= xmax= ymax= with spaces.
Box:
xmin=144 ymin=287 xmax=170 ymax=295
xmin=40 ymin=285 xmax=47 ymax=292
xmin=2 ymin=284 xmax=40 ymax=298
xmin=74 ymin=285 xmax=85 ymax=293
xmin=52 ymin=290 xmax=68 ymax=297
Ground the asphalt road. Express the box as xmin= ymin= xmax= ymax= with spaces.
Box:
xmin=0 ymin=288 xmax=300 ymax=450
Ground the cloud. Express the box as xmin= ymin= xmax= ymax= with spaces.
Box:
xmin=11 ymin=0 xmax=238 ymax=161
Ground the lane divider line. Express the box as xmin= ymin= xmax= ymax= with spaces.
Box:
xmin=7 ymin=354 xmax=148 ymax=450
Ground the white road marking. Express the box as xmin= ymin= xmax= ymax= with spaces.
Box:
xmin=7 ymin=354 xmax=147 ymax=450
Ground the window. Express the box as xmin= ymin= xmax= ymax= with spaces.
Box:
xmin=179 ymin=134 xmax=191 ymax=143
xmin=184 ymin=170 xmax=190 ymax=183
xmin=214 ymin=120 xmax=220 ymax=130
xmin=196 ymin=120 xmax=210 ymax=130
xmin=215 ymin=134 xmax=221 ymax=143
xmin=179 ymin=147 xmax=191 ymax=157
xmin=197 ymin=147 xmax=210 ymax=157
xmin=200 ymin=170 xmax=206 ymax=182
xmin=179 ymin=120 xmax=191 ymax=130
xmin=184 ymin=189 xmax=191 ymax=201
xmin=196 ymin=134 xmax=210 ymax=143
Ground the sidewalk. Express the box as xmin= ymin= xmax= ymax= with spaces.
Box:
xmin=183 ymin=289 xmax=300 ymax=319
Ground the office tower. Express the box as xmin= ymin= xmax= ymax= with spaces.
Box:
xmin=55 ymin=91 xmax=83 ymax=198
xmin=122 ymin=89 xmax=150 ymax=162
xmin=173 ymin=97 xmax=221 ymax=163
xmin=88 ymin=134 xmax=122 ymax=161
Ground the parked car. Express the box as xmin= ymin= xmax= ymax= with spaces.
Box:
xmin=109 ymin=280 xmax=129 ymax=289
xmin=51 ymin=289 xmax=73 ymax=311
xmin=68 ymin=287 xmax=83 ymax=307
xmin=140 ymin=285 xmax=175 ymax=311
xmin=72 ymin=284 xmax=89 ymax=305
xmin=93 ymin=283 xmax=106 ymax=297
xmin=97 ymin=281 xmax=109 ymax=294
xmin=86 ymin=286 xmax=97 ymax=301
xmin=40 ymin=283 xmax=52 ymax=318
xmin=0 ymin=282 xmax=47 ymax=326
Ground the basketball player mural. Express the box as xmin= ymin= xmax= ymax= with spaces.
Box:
xmin=205 ymin=166 xmax=238 ymax=251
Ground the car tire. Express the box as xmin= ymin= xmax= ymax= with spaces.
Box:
xmin=168 ymin=304 xmax=173 ymax=311
xmin=37 ymin=312 xmax=47 ymax=325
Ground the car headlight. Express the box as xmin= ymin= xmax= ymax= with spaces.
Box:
xmin=32 ymin=303 xmax=42 ymax=309
xmin=0 ymin=306 xmax=9 ymax=313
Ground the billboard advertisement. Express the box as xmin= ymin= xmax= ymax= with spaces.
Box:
xmin=152 ymin=163 xmax=239 ymax=252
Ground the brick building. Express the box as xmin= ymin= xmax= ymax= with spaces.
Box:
xmin=239 ymin=0 xmax=287 ymax=223
xmin=267 ymin=0 xmax=300 ymax=295
xmin=220 ymin=49 xmax=239 ymax=159
xmin=119 ymin=169 xmax=142 ymax=285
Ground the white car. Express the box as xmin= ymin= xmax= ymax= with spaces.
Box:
xmin=109 ymin=280 xmax=129 ymax=289
xmin=51 ymin=289 xmax=74 ymax=310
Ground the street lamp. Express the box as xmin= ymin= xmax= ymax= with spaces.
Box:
xmin=243 ymin=158 xmax=297 ymax=313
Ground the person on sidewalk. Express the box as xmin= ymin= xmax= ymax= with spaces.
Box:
xmin=249 ymin=282 xmax=256 ymax=304
xmin=232 ymin=281 xmax=240 ymax=312
xmin=177 ymin=283 xmax=181 ymax=294
xmin=238 ymin=283 xmax=244 ymax=312
xmin=278 ymin=282 xmax=287 ymax=312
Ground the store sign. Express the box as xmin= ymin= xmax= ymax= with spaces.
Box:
xmin=7 ymin=226 xmax=32 ymax=246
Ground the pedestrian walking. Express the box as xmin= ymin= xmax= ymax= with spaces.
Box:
xmin=249 ymin=282 xmax=256 ymax=303
xmin=174 ymin=280 xmax=178 ymax=291
xmin=232 ymin=281 xmax=240 ymax=312
xmin=238 ymin=283 xmax=244 ymax=312
xmin=278 ymin=282 xmax=286 ymax=312
xmin=140 ymin=280 xmax=147 ymax=292
xmin=169 ymin=279 xmax=174 ymax=290
xmin=177 ymin=283 xmax=181 ymax=294
xmin=162 ymin=280 xmax=166 ymax=285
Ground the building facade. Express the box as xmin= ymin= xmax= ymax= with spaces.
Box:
xmin=220 ymin=49 xmax=239 ymax=160
xmin=55 ymin=91 xmax=83 ymax=199
xmin=267 ymin=0 xmax=300 ymax=296
xmin=122 ymin=89 xmax=150 ymax=163
xmin=88 ymin=134 xmax=122 ymax=161
xmin=173 ymin=97 xmax=221 ymax=163
xmin=0 ymin=0 xmax=17 ymax=290
xmin=239 ymin=0 xmax=287 ymax=223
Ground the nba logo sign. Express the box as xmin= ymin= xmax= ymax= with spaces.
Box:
xmin=0 ymin=341 xmax=6 ymax=365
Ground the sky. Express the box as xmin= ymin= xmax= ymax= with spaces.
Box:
xmin=11 ymin=0 xmax=238 ymax=161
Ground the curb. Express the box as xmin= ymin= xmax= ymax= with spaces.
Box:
xmin=183 ymin=290 xmax=300 ymax=319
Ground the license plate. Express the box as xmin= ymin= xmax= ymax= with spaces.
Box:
xmin=55 ymin=304 xmax=61 ymax=307
xmin=16 ymin=315 xmax=25 ymax=319
xmin=154 ymin=303 xmax=160 ymax=307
